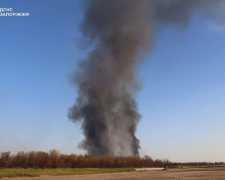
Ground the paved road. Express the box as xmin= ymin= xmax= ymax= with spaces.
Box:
xmin=8 ymin=167 xmax=225 ymax=180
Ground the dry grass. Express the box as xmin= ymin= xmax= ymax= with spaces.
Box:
xmin=0 ymin=168 xmax=135 ymax=178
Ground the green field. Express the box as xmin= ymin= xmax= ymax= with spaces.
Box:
xmin=0 ymin=168 xmax=135 ymax=178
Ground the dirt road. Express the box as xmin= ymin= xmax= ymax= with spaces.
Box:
xmin=8 ymin=167 xmax=225 ymax=180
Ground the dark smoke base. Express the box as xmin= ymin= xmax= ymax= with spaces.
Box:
xmin=68 ymin=0 xmax=224 ymax=156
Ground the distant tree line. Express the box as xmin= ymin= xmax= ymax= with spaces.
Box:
xmin=0 ymin=150 xmax=170 ymax=168
xmin=0 ymin=150 xmax=224 ymax=169
xmin=170 ymin=162 xmax=225 ymax=167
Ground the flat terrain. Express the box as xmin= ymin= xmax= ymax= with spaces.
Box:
xmin=0 ymin=168 xmax=135 ymax=178
xmin=3 ymin=167 xmax=225 ymax=180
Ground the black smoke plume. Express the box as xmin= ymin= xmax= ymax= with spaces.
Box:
xmin=68 ymin=0 xmax=224 ymax=156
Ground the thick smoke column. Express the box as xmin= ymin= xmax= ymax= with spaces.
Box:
xmin=68 ymin=0 xmax=224 ymax=156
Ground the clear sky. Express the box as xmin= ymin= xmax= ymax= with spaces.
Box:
xmin=0 ymin=0 xmax=225 ymax=162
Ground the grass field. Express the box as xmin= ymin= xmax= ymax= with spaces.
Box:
xmin=0 ymin=168 xmax=135 ymax=178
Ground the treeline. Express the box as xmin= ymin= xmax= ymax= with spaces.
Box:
xmin=0 ymin=150 xmax=170 ymax=168
xmin=171 ymin=162 xmax=225 ymax=167
xmin=1 ymin=150 xmax=224 ymax=169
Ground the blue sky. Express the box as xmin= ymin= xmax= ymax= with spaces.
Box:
xmin=0 ymin=0 xmax=225 ymax=162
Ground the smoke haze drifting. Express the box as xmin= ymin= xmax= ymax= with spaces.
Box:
xmin=68 ymin=0 xmax=224 ymax=156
